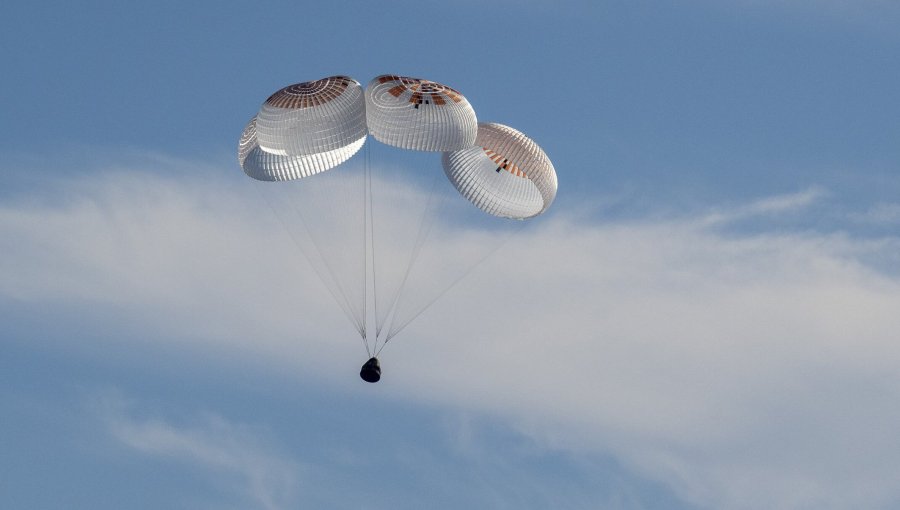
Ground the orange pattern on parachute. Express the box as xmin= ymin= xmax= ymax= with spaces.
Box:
xmin=376 ymin=75 xmax=463 ymax=106
xmin=264 ymin=76 xmax=354 ymax=109
xmin=484 ymin=148 xmax=526 ymax=178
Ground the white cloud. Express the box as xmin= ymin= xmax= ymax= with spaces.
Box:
xmin=405 ymin=218 xmax=900 ymax=510
xmin=4 ymin=159 xmax=900 ymax=510
xmin=97 ymin=392 xmax=299 ymax=510
xmin=697 ymin=186 xmax=826 ymax=226
xmin=850 ymin=202 xmax=900 ymax=225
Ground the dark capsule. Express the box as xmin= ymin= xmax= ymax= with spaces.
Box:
xmin=360 ymin=357 xmax=381 ymax=383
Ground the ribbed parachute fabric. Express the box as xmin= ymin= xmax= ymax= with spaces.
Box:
xmin=239 ymin=116 xmax=367 ymax=181
xmin=255 ymin=76 xmax=368 ymax=158
xmin=442 ymin=123 xmax=557 ymax=219
xmin=365 ymin=75 xmax=477 ymax=152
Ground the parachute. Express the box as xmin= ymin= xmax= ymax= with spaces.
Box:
xmin=442 ymin=123 xmax=557 ymax=219
xmin=239 ymin=74 xmax=558 ymax=382
xmin=240 ymin=76 xmax=367 ymax=179
xmin=365 ymin=75 xmax=477 ymax=151
xmin=239 ymin=115 xmax=367 ymax=181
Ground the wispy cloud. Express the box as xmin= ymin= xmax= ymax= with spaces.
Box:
xmin=697 ymin=186 xmax=827 ymax=226
xmin=96 ymin=392 xmax=299 ymax=510
xmin=850 ymin=202 xmax=900 ymax=225
xmin=5 ymin=158 xmax=900 ymax=510
xmin=407 ymin=215 xmax=900 ymax=510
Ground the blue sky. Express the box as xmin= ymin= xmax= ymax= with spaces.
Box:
xmin=3 ymin=1 xmax=900 ymax=509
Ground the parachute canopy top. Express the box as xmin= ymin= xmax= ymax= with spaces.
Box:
xmin=365 ymin=74 xmax=478 ymax=152
xmin=240 ymin=75 xmax=368 ymax=182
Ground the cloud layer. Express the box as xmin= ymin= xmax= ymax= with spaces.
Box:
xmin=97 ymin=392 xmax=299 ymax=510
xmin=3 ymin=158 xmax=900 ymax=510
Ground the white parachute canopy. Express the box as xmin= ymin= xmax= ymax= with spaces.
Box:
xmin=365 ymin=75 xmax=477 ymax=152
xmin=442 ymin=122 xmax=558 ymax=219
xmin=239 ymin=116 xmax=367 ymax=181
xmin=242 ymin=75 xmax=367 ymax=181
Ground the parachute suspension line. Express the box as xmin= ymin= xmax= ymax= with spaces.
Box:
xmin=376 ymin=219 xmax=528 ymax=356
xmin=361 ymin=141 xmax=371 ymax=357
xmin=374 ymin=169 xmax=441 ymax=338
xmin=376 ymin=169 xmax=449 ymax=345
xmin=287 ymin=178 xmax=368 ymax=337
xmin=333 ymin=163 xmax=368 ymax=336
xmin=366 ymin=141 xmax=381 ymax=354
xmin=288 ymin=167 xmax=368 ymax=339
xmin=379 ymin=169 xmax=447 ymax=340
xmin=361 ymin=143 xmax=367 ymax=349
xmin=252 ymin=182 xmax=365 ymax=339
